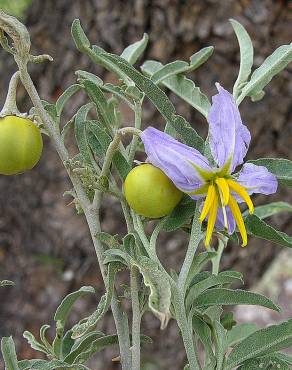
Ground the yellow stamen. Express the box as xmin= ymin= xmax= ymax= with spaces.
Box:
xmin=215 ymin=178 xmax=230 ymax=206
xmin=204 ymin=190 xmax=219 ymax=247
xmin=199 ymin=184 xmax=216 ymax=222
xmin=228 ymin=195 xmax=247 ymax=247
xmin=227 ymin=179 xmax=254 ymax=214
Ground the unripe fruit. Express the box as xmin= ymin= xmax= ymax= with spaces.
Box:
xmin=0 ymin=115 xmax=43 ymax=175
xmin=124 ymin=164 xmax=183 ymax=218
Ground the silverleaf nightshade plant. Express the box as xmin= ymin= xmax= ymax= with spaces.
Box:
xmin=1 ymin=10 xmax=292 ymax=370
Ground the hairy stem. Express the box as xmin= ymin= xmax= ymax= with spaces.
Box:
xmin=129 ymin=102 xmax=142 ymax=163
xmin=212 ymin=236 xmax=227 ymax=275
xmin=131 ymin=266 xmax=141 ymax=370
xmin=18 ymin=64 xmax=132 ymax=370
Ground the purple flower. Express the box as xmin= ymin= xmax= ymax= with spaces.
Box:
xmin=141 ymin=83 xmax=278 ymax=247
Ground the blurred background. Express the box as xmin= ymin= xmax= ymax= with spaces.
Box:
xmin=0 ymin=0 xmax=291 ymax=369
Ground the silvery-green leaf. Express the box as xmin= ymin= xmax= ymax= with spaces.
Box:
xmin=230 ymin=19 xmax=254 ymax=99
xmin=151 ymin=61 xmax=190 ymax=83
xmin=90 ymin=48 xmax=204 ymax=152
xmin=225 ymin=319 xmax=292 ymax=369
xmin=248 ymin=158 xmax=292 ymax=187
xmin=243 ymin=201 xmax=292 ymax=219
xmin=56 ymin=84 xmax=81 ymax=117
xmin=39 ymin=324 xmax=53 ymax=353
xmin=186 ymin=271 xmax=243 ymax=311
xmin=141 ymin=60 xmax=211 ymax=118
xmin=71 ymin=19 xmax=91 ymax=52
xmin=30 ymin=359 xmax=90 ymax=370
xmin=75 ymin=70 xmax=103 ymax=86
xmin=274 ymin=352 xmax=292 ymax=365
xmin=18 ymin=360 xmax=47 ymax=370
xmin=53 ymin=286 xmax=95 ymax=356
xmin=71 ymin=263 xmax=122 ymax=339
xmin=74 ymin=102 xmax=95 ymax=165
xmin=227 ymin=323 xmax=258 ymax=347
xmin=1 ymin=337 xmax=20 ymax=370
xmin=0 ymin=280 xmax=14 ymax=287
xmin=189 ymin=46 xmax=214 ymax=71
xmin=194 ymin=288 xmax=280 ymax=312
xmin=239 ymin=356 xmax=290 ymax=370
xmin=133 ymin=256 xmax=171 ymax=329
xmin=237 ymin=43 xmax=292 ymax=104
xmin=121 ymin=33 xmax=149 ymax=65
xmin=95 ymin=231 xmax=120 ymax=249
xmin=244 ymin=214 xmax=292 ymax=248
xmin=192 ymin=315 xmax=216 ymax=368
xmin=23 ymin=331 xmax=49 ymax=355
xmin=185 ymin=251 xmax=217 ymax=290
xmin=65 ymin=331 xmax=105 ymax=364
xmin=213 ymin=321 xmax=227 ymax=370
xmin=163 ymin=195 xmax=196 ymax=232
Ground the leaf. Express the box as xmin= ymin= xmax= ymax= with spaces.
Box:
xmin=238 ymin=356 xmax=290 ymax=370
xmin=1 ymin=337 xmax=20 ymax=370
xmin=248 ymin=158 xmax=292 ymax=187
xmin=75 ymin=70 xmax=103 ymax=86
xmin=56 ymin=84 xmax=81 ymax=116
xmin=112 ymin=151 xmax=132 ymax=180
xmin=243 ymin=201 xmax=292 ymax=219
xmin=95 ymin=231 xmax=120 ymax=248
xmin=91 ymin=48 xmax=204 ymax=152
xmin=185 ymin=251 xmax=217 ymax=289
xmin=30 ymin=360 xmax=91 ymax=370
xmin=186 ymin=271 xmax=243 ymax=311
xmin=64 ymin=331 xmax=105 ymax=364
xmin=39 ymin=324 xmax=53 ymax=353
xmin=18 ymin=360 xmax=47 ymax=370
xmin=71 ymin=19 xmax=91 ymax=52
xmin=194 ymin=288 xmax=280 ymax=312
xmin=71 ymin=263 xmax=122 ymax=339
xmin=0 ymin=280 xmax=15 ymax=287
xmin=163 ymin=195 xmax=196 ymax=231
xmin=192 ymin=315 xmax=216 ymax=368
xmin=225 ymin=319 xmax=292 ymax=369
xmin=134 ymin=256 xmax=171 ymax=329
xmin=274 ymin=352 xmax=292 ymax=365
xmin=82 ymin=80 xmax=114 ymax=132
xmin=230 ymin=19 xmax=254 ymax=99
xmin=141 ymin=60 xmax=211 ymax=118
xmin=189 ymin=46 xmax=214 ymax=71
xmin=53 ymin=286 xmax=95 ymax=356
xmin=237 ymin=43 xmax=292 ymax=104
xmin=74 ymin=103 xmax=95 ymax=165
xmin=227 ymin=323 xmax=258 ymax=347
xmin=121 ymin=33 xmax=149 ymax=65
xmin=23 ymin=331 xmax=49 ymax=355
xmin=244 ymin=214 xmax=292 ymax=248
xmin=151 ymin=61 xmax=190 ymax=83
xmin=213 ymin=321 xmax=227 ymax=370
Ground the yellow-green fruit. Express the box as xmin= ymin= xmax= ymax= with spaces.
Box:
xmin=0 ymin=115 xmax=43 ymax=175
xmin=124 ymin=164 xmax=183 ymax=218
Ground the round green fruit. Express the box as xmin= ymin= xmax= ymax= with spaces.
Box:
xmin=0 ymin=115 xmax=43 ymax=175
xmin=124 ymin=164 xmax=183 ymax=218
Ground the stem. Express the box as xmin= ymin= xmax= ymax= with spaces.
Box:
xmin=131 ymin=266 xmax=141 ymax=370
xmin=178 ymin=202 xmax=203 ymax=291
xmin=174 ymin=290 xmax=201 ymax=370
xmin=211 ymin=236 xmax=227 ymax=275
xmin=129 ymin=102 xmax=142 ymax=163
xmin=18 ymin=64 xmax=132 ymax=370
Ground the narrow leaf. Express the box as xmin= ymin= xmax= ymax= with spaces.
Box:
xmin=151 ymin=61 xmax=189 ymax=83
xmin=163 ymin=195 xmax=196 ymax=231
xmin=0 ymin=280 xmax=15 ymax=287
xmin=230 ymin=19 xmax=254 ymax=99
xmin=227 ymin=323 xmax=258 ymax=347
xmin=243 ymin=201 xmax=292 ymax=219
xmin=141 ymin=59 xmax=211 ymax=118
xmin=71 ymin=19 xmax=91 ymax=52
xmin=56 ymin=84 xmax=81 ymax=116
xmin=23 ymin=331 xmax=49 ymax=355
xmin=121 ymin=33 xmax=149 ymax=65
xmin=226 ymin=319 xmax=292 ymax=369
xmin=244 ymin=214 xmax=292 ymax=248
xmin=194 ymin=288 xmax=280 ymax=312
xmin=237 ymin=43 xmax=292 ymax=104
xmin=1 ymin=337 xmax=20 ymax=370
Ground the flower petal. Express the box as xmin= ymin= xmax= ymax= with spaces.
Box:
xmin=141 ymin=127 xmax=211 ymax=192
xmin=236 ymin=163 xmax=278 ymax=196
xmin=208 ymin=84 xmax=251 ymax=172
xmin=215 ymin=206 xmax=236 ymax=234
